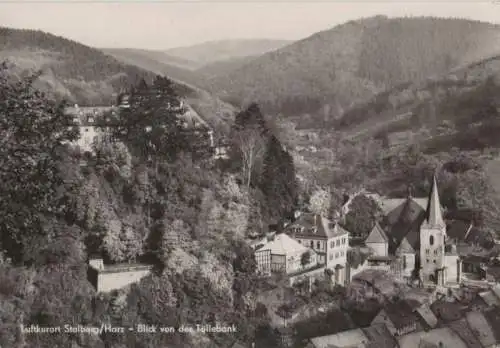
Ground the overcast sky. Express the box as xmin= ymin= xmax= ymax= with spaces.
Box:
xmin=1 ymin=1 xmax=499 ymax=50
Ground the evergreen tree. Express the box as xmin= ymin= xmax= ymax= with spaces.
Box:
xmin=114 ymin=75 xmax=188 ymax=161
xmin=261 ymin=135 xmax=298 ymax=220
xmin=0 ymin=62 xmax=79 ymax=263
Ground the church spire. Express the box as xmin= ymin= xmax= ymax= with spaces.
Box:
xmin=426 ymin=174 xmax=445 ymax=227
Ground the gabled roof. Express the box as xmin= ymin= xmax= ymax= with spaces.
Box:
xmin=396 ymin=237 xmax=415 ymax=254
xmin=384 ymin=197 xmax=426 ymax=253
xmin=377 ymin=300 xmax=418 ymax=330
xmin=483 ymin=305 xmax=500 ymax=344
xmin=415 ymin=304 xmax=438 ymax=329
xmin=430 ymin=300 xmax=463 ymax=323
xmin=362 ymin=324 xmax=397 ymax=348
xmin=289 ymin=213 xmax=349 ymax=239
xmin=466 ymin=310 xmax=498 ymax=348
xmin=378 ymin=197 xmax=428 ymax=216
xmin=365 ymin=222 xmax=388 ymax=244
xmin=398 ymin=327 xmax=469 ymax=348
xmin=257 ymin=233 xmax=309 ymax=255
xmin=447 ymin=318 xmax=483 ymax=348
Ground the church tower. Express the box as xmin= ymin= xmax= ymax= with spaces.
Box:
xmin=419 ymin=175 xmax=447 ymax=285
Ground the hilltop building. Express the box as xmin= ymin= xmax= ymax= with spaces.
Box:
xmin=65 ymin=104 xmax=117 ymax=152
xmin=364 ymin=175 xmax=462 ymax=287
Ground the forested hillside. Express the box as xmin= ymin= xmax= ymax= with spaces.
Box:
xmin=204 ymin=16 xmax=500 ymax=122
xmin=0 ymin=63 xmax=299 ymax=347
xmin=0 ymin=27 xmax=158 ymax=105
xmin=335 ymin=55 xmax=500 ymax=153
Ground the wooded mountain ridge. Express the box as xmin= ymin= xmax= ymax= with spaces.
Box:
xmin=0 ymin=27 xmax=237 ymax=132
xmin=201 ymin=16 xmax=500 ymax=120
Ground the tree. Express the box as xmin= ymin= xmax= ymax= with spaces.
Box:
xmin=301 ymin=251 xmax=311 ymax=268
xmin=233 ymin=128 xmax=266 ymax=187
xmin=0 ymin=63 xmax=79 ymax=263
xmin=113 ymin=76 xmax=188 ymax=161
xmin=342 ymin=195 xmax=383 ymax=238
xmin=261 ymin=135 xmax=299 ymax=220
xmin=309 ymin=187 xmax=331 ymax=216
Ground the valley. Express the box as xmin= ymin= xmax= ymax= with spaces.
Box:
xmin=3 ymin=10 xmax=500 ymax=348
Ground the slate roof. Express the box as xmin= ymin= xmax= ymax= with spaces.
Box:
xmin=365 ymin=223 xmax=388 ymax=244
xmin=447 ymin=318 xmax=483 ymax=348
xmin=430 ymin=300 xmax=463 ymax=323
xmin=378 ymin=300 xmax=418 ymax=330
xmin=466 ymin=310 xmax=497 ymax=348
xmin=362 ymin=324 xmax=397 ymax=348
xmin=383 ymin=197 xmax=427 ymax=254
xmin=399 ymin=328 xmax=469 ymax=348
xmin=483 ymin=305 xmax=500 ymax=344
xmin=289 ymin=213 xmax=349 ymax=239
xmin=378 ymin=197 xmax=428 ymax=216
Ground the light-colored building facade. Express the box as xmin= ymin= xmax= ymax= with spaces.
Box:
xmin=254 ymin=233 xmax=318 ymax=275
xmin=285 ymin=213 xmax=350 ymax=285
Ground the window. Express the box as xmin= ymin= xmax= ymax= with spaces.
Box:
xmin=336 ymin=240 xmax=340 ymax=247
xmin=298 ymin=240 xmax=301 ymax=244
xmin=426 ymin=249 xmax=430 ymax=255
xmin=430 ymin=235 xmax=434 ymax=246
xmin=403 ymin=255 xmax=407 ymax=269
xmin=433 ymin=260 xmax=436 ymax=264
xmin=335 ymin=252 xmax=339 ymax=258
xmin=434 ymin=249 xmax=438 ymax=255
xmin=310 ymin=241 xmax=314 ymax=248
xmin=317 ymin=241 xmax=320 ymax=249
xmin=330 ymin=241 xmax=334 ymax=248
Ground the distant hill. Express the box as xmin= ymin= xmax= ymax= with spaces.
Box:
xmin=101 ymin=48 xmax=201 ymax=70
xmin=336 ymin=55 xmax=500 ymax=153
xmin=0 ymin=27 xmax=160 ymax=105
xmin=164 ymin=38 xmax=291 ymax=66
xmin=101 ymin=47 xmax=204 ymax=87
xmin=0 ymin=27 xmax=237 ymax=131
xmin=203 ymin=16 xmax=500 ymax=119
xmin=196 ymin=55 xmax=259 ymax=80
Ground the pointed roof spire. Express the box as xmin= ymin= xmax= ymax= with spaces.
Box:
xmin=426 ymin=174 xmax=445 ymax=228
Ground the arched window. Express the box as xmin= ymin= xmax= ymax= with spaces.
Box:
xmin=430 ymin=235 xmax=434 ymax=246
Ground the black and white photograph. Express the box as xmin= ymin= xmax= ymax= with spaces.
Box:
xmin=1 ymin=1 xmax=500 ymax=347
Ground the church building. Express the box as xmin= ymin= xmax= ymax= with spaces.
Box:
xmin=365 ymin=175 xmax=461 ymax=287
